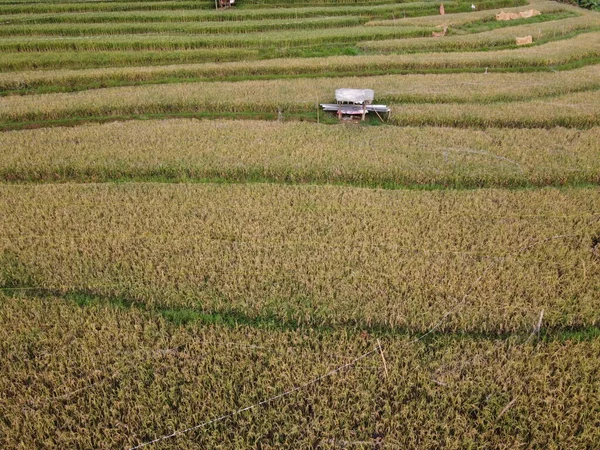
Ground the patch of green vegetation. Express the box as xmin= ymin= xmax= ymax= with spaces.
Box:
xmin=3 ymin=168 xmax=599 ymax=190
xmin=541 ymin=326 xmax=600 ymax=342
xmin=2 ymin=287 xmax=599 ymax=343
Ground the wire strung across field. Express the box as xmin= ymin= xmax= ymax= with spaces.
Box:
xmin=125 ymin=261 xmax=493 ymax=449
xmin=127 ymin=346 xmax=381 ymax=449
xmin=0 ymin=261 xmax=491 ymax=413
xmin=0 ymin=249 xmax=566 ymax=447
xmin=0 ymin=262 xmax=494 ymax=446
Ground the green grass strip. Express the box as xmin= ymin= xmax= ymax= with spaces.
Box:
xmin=4 ymin=288 xmax=599 ymax=342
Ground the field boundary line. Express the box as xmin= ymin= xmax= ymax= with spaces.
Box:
xmin=127 ymin=345 xmax=381 ymax=449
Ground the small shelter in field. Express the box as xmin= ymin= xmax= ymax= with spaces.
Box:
xmin=321 ymin=89 xmax=390 ymax=121
xmin=215 ymin=0 xmax=234 ymax=9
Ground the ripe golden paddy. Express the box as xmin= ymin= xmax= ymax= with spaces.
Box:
xmin=1 ymin=120 xmax=599 ymax=186
xmin=1 ymin=184 xmax=598 ymax=333
xmin=1 ymin=0 xmax=599 ymax=448
xmin=1 ymin=294 xmax=599 ymax=449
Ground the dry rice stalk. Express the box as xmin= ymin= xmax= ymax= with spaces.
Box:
xmin=496 ymin=398 xmax=518 ymax=420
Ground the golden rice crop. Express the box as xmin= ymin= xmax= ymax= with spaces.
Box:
xmin=1 ymin=31 xmax=597 ymax=82
xmin=0 ymin=0 xmax=525 ymax=26
xmin=243 ymin=0 xmax=406 ymax=5
xmin=3 ymin=64 xmax=598 ymax=112
xmin=1 ymin=293 xmax=599 ymax=449
xmin=0 ymin=4 xmax=574 ymax=39
xmin=0 ymin=25 xmax=435 ymax=53
xmin=1 ymin=184 xmax=598 ymax=333
xmin=2 ymin=62 xmax=596 ymax=102
xmin=0 ymin=47 xmax=261 ymax=72
xmin=359 ymin=15 xmax=600 ymax=53
xmin=0 ymin=0 xmax=479 ymax=16
xmin=0 ymin=0 xmax=215 ymax=15
xmin=0 ymin=2 xmax=462 ymax=25
xmin=1 ymin=75 xmax=598 ymax=128
xmin=387 ymin=90 xmax=600 ymax=128
xmin=0 ymin=3 xmax=583 ymax=56
xmin=0 ymin=16 xmax=367 ymax=37
xmin=1 ymin=119 xmax=599 ymax=187
xmin=215 ymin=0 xmax=523 ymax=8
xmin=2 ymin=1 xmax=598 ymax=448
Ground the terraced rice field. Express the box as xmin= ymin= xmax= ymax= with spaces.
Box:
xmin=1 ymin=0 xmax=599 ymax=448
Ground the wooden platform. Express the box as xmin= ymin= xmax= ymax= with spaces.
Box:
xmin=320 ymin=104 xmax=390 ymax=115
